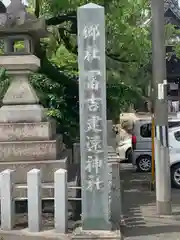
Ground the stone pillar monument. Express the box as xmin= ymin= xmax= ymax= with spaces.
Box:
xmin=77 ymin=2 xmax=111 ymax=231
xmin=0 ymin=0 xmax=66 ymax=194
xmin=73 ymin=3 xmax=121 ymax=239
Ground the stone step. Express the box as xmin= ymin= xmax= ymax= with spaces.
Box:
xmin=0 ymin=158 xmax=67 ymax=184
xmin=0 ymin=139 xmax=63 ymax=161
xmin=0 ymin=121 xmax=56 ymax=141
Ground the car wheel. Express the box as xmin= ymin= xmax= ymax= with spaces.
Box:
xmin=171 ymin=164 xmax=180 ymax=189
xmin=136 ymin=155 xmax=152 ymax=172
xmin=125 ymin=148 xmax=132 ymax=162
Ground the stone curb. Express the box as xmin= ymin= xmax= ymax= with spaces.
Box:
xmin=0 ymin=229 xmax=71 ymax=240
xmin=0 ymin=229 xmax=123 ymax=240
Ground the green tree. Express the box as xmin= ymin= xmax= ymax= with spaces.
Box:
xmin=0 ymin=0 xmax=178 ymax=145
xmin=33 ymin=0 xmax=152 ymax=122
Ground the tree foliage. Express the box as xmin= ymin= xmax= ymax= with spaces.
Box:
xmin=34 ymin=0 xmax=153 ymax=143
xmin=0 ymin=0 xmax=178 ymax=145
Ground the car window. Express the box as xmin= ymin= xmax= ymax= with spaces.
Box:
xmin=168 ymin=121 xmax=180 ymax=128
xmin=140 ymin=124 xmax=151 ymax=138
xmin=174 ymin=131 xmax=180 ymax=141
xmin=140 ymin=121 xmax=180 ymax=138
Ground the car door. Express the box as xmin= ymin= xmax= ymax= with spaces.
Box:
xmin=169 ymin=130 xmax=180 ymax=165
xmin=172 ymin=130 xmax=180 ymax=150
xmin=135 ymin=122 xmax=152 ymax=150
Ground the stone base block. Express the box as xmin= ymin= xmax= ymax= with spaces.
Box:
xmin=0 ymin=158 xmax=67 ymax=185
xmin=0 ymin=229 xmax=69 ymax=240
xmin=0 ymin=104 xmax=46 ymax=122
xmin=0 ymin=121 xmax=56 ymax=141
xmin=0 ymin=229 xmax=122 ymax=240
xmin=72 ymin=228 xmax=122 ymax=240
xmin=0 ymin=140 xmax=59 ymax=161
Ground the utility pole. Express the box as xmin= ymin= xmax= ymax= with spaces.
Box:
xmin=151 ymin=0 xmax=172 ymax=215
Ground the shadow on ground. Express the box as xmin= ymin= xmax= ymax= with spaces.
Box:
xmin=120 ymin=163 xmax=180 ymax=238
xmin=121 ymin=224 xmax=180 ymax=237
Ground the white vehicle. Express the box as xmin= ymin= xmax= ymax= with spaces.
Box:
xmin=132 ymin=117 xmax=180 ymax=171
xmin=117 ymin=138 xmax=132 ymax=161
xmin=133 ymin=126 xmax=180 ymax=188
xmin=169 ymin=127 xmax=180 ymax=188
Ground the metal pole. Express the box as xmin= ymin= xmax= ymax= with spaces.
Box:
xmin=151 ymin=0 xmax=172 ymax=215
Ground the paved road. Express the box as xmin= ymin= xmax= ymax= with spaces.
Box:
xmin=120 ymin=163 xmax=180 ymax=240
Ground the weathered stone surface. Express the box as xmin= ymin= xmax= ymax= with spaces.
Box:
xmin=0 ymin=122 xmax=55 ymax=141
xmin=0 ymin=18 xmax=48 ymax=39
xmin=0 ymin=158 xmax=67 ymax=185
xmin=0 ymin=229 xmax=70 ymax=240
xmin=0 ymin=0 xmax=48 ymax=39
xmin=4 ymin=34 xmax=34 ymax=54
xmin=56 ymin=134 xmax=64 ymax=157
xmin=0 ymin=140 xmax=58 ymax=161
xmin=73 ymin=143 xmax=80 ymax=164
xmin=27 ymin=169 xmax=42 ymax=232
xmin=0 ymin=104 xmax=46 ymax=122
xmin=3 ymin=77 xmax=39 ymax=105
xmin=72 ymin=228 xmax=121 ymax=239
xmin=0 ymin=55 xmax=40 ymax=72
xmin=6 ymin=0 xmax=35 ymax=26
xmin=78 ymin=3 xmax=110 ymax=231
xmin=0 ymin=169 xmax=15 ymax=230
xmin=107 ymin=120 xmax=116 ymax=148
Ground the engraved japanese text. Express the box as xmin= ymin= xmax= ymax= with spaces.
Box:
xmin=83 ymin=24 xmax=100 ymax=41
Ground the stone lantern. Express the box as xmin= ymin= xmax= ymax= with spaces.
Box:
xmin=0 ymin=0 xmax=47 ymax=120
xmin=0 ymin=0 xmax=66 ymax=195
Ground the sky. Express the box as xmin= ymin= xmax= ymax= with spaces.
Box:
xmin=2 ymin=0 xmax=27 ymax=6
